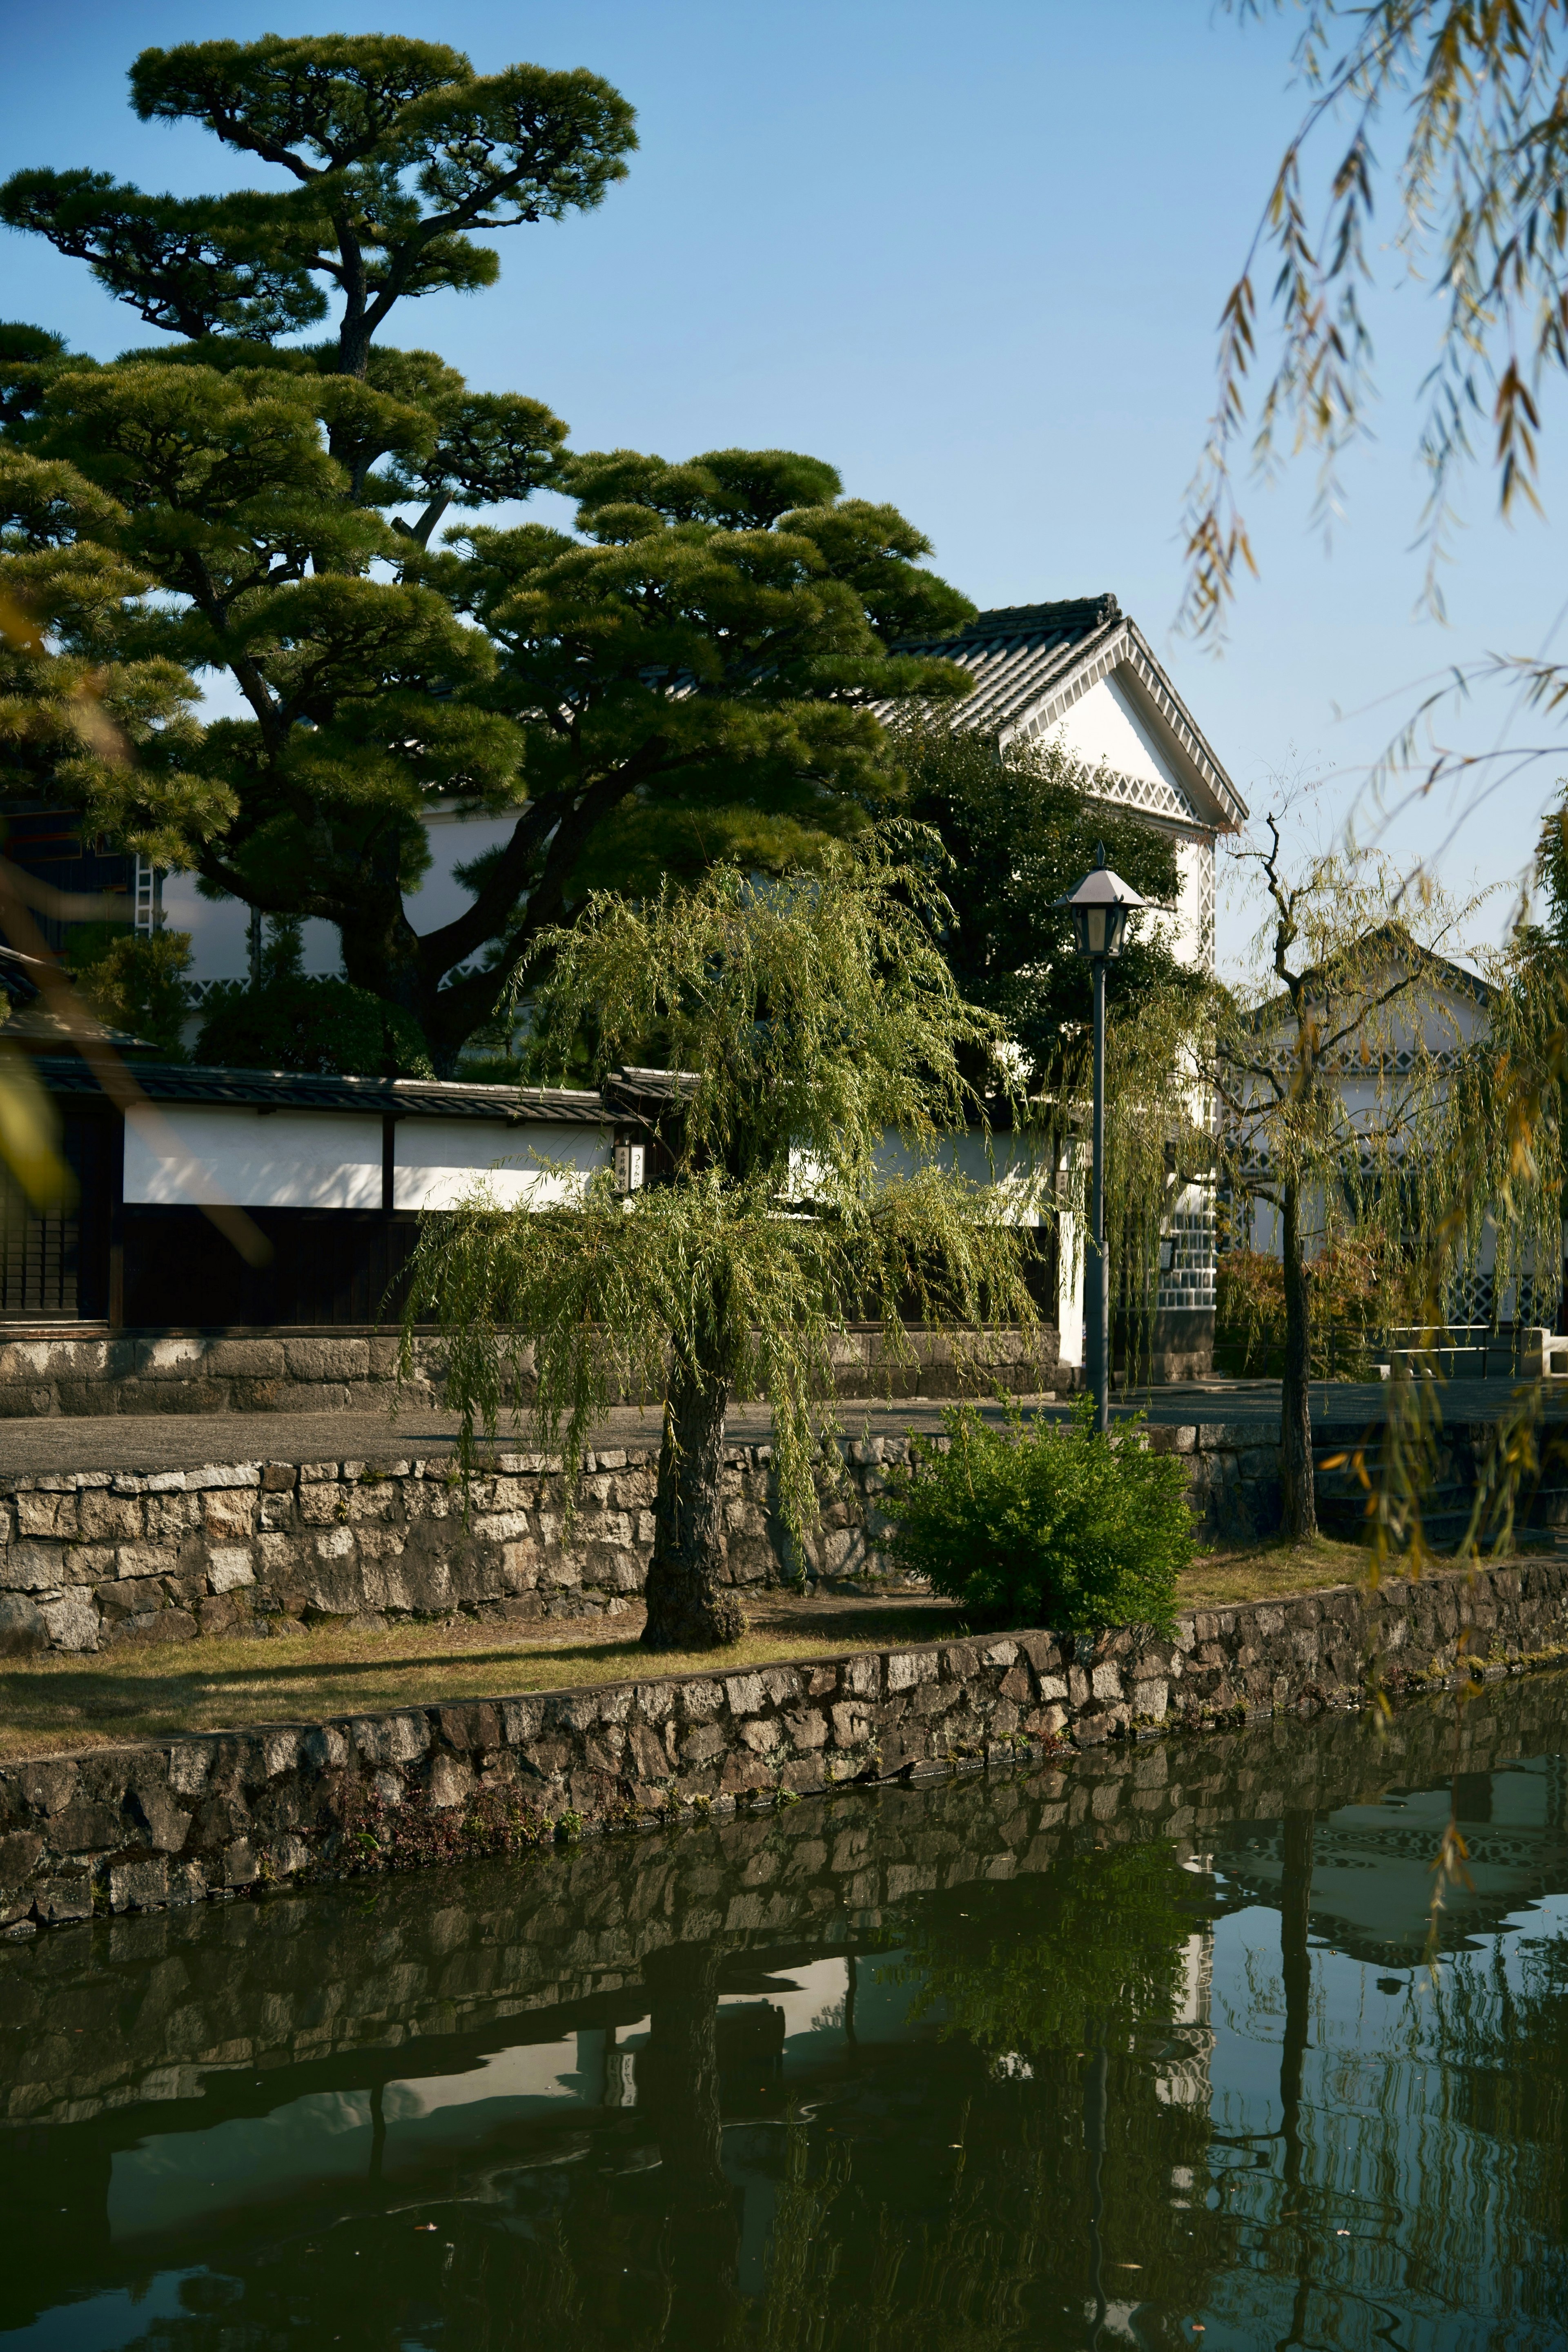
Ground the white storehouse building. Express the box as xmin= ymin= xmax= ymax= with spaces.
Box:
xmin=893 ymin=592 xmax=1248 ymax=1379
xmin=7 ymin=593 xmax=1247 ymax=1376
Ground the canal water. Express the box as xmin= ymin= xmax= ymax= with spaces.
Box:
xmin=2 ymin=1673 xmax=1566 ymax=2351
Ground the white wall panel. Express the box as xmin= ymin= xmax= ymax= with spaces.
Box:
xmin=124 ymin=1106 xmax=615 ymax=1211
xmin=124 ymin=1107 xmax=383 ymax=1207
xmin=1050 ymin=674 xmax=1185 ymax=803
xmin=393 ymin=1122 xmax=612 ymax=1210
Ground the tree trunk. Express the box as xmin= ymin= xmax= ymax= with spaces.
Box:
xmin=1279 ymin=1808 xmax=1316 ymax=2348
xmin=642 ymin=1354 xmax=745 ymax=1651
xmin=640 ymin=1941 xmax=741 ymax=2348
xmin=1279 ymin=1175 xmax=1317 ymax=1542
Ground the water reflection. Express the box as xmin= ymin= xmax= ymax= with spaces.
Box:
xmin=2 ymin=1677 xmax=1567 ymax=2349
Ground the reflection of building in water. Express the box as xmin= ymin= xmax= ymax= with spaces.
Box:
xmin=1213 ymin=1756 xmax=1568 ymax=1965
xmin=1153 ymin=1924 xmax=1217 ymax=2111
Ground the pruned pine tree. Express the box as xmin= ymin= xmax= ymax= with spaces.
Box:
xmin=1214 ymin=821 xmax=1559 ymax=1545
xmin=399 ymin=835 xmax=1046 ymax=1652
xmin=0 ymin=378 xmax=973 ymax=1072
xmin=0 ymin=35 xmax=637 ymax=381
xmin=0 ymin=38 xmax=975 ymax=1071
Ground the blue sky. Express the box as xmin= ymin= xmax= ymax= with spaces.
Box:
xmin=3 ymin=0 xmax=1563 ymax=964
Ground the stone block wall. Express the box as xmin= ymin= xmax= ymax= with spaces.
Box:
xmin=0 ymin=1324 xmax=1060 ymax=1419
xmin=0 ymin=1334 xmax=441 ymax=1419
xmin=0 ymin=1418 xmax=1504 ymax=1659
xmin=0 ymin=1439 xmax=913 ymax=1657
xmin=4 ymin=1555 xmax=1567 ymax=1933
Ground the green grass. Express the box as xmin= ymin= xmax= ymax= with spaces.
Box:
xmin=0 ymin=1599 xmax=966 ymax=1763
xmin=1179 ymin=1535 xmax=1372 ymax=1609
xmin=1 ymin=1538 xmax=1501 ymax=1763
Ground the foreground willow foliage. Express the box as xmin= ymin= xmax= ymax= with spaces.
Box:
xmin=400 ymin=837 xmax=1045 ymax=1651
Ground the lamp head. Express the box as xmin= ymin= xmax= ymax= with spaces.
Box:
xmin=1054 ymin=842 xmax=1147 ymax=960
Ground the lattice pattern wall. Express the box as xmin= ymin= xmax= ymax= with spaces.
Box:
xmin=1197 ymin=839 xmax=1215 ymax=974
xmin=1156 ymin=1188 xmax=1216 ymax=1314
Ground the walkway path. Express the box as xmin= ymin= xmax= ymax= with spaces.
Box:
xmin=0 ymin=1374 xmax=1560 ymax=1478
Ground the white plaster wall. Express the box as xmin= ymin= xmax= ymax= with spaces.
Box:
xmin=161 ymin=873 xmax=343 ymax=986
xmin=163 ymin=804 xmax=521 ymax=993
xmin=394 ymin=1123 xmax=612 ymax=1210
xmin=124 ymin=1106 xmax=613 ymax=1210
xmin=124 ymin=1108 xmax=383 ymax=1208
xmin=1027 ymin=673 xmax=1178 ymax=800
xmin=405 ymin=807 xmax=519 ymax=937
xmin=1057 ymin=1205 xmax=1084 ymax=1367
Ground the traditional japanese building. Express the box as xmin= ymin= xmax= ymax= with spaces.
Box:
xmin=893 ymin=592 xmax=1249 ymax=1380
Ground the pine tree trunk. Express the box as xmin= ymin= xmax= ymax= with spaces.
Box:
xmin=1280 ymin=1176 xmax=1317 ymax=1542
xmin=641 ymin=1354 xmax=745 ymax=1651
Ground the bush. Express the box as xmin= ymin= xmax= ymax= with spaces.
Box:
xmin=885 ymin=1399 xmax=1192 ymax=1635
xmin=69 ymin=926 xmax=193 ymax=1058
xmin=1214 ymin=1241 xmax=1383 ymax=1380
xmin=195 ymin=976 xmax=434 ymax=1078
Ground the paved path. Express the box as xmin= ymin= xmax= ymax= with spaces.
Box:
xmin=0 ymin=1374 xmax=1564 ymax=1479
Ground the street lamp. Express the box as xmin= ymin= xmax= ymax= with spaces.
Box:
xmin=1056 ymin=845 xmax=1146 ymax=1433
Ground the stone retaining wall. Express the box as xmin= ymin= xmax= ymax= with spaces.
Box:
xmin=4 ymin=1555 xmax=1567 ymax=1935
xmin=0 ymin=1324 xmax=1060 ymax=1419
xmin=0 ymin=1440 xmax=906 ymax=1657
xmin=0 ymin=1421 xmax=1349 ymax=1661
xmin=4 ymin=1669 xmax=1559 ymax=2134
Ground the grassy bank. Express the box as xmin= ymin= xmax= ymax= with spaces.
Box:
xmin=0 ymin=1539 xmax=1424 ymax=1762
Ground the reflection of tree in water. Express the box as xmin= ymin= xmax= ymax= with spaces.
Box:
xmin=704 ymin=1839 xmax=1229 ymax=2350
xmin=114 ymin=1842 xmax=1231 ymax=2351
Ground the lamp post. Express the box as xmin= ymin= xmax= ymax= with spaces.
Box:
xmin=1056 ymin=846 xmax=1146 ymax=1434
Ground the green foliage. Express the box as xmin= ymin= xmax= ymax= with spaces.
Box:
xmin=196 ymin=974 xmax=433 ymax=1078
xmin=68 ymin=925 xmax=192 ymax=1058
xmin=0 ymin=444 xmax=210 ymax=818
xmin=1 ymin=356 xmax=973 ymax=1067
xmin=0 ymin=35 xmax=637 ymax=376
xmin=885 ymin=1399 xmax=1192 ymax=1635
xmin=402 ymin=836 xmax=1045 ymax=1563
xmin=0 ymin=39 xmax=978 ymax=1073
xmin=897 ymin=1838 xmax=1199 ymax=2053
xmin=1215 ymin=1241 xmax=1383 ymax=1379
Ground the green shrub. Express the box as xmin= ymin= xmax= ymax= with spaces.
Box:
xmin=885 ymin=1399 xmax=1192 ymax=1635
xmin=195 ymin=976 xmax=433 ymax=1078
xmin=69 ymin=926 xmax=193 ymax=1058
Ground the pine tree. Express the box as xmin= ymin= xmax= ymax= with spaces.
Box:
xmin=0 ymin=38 xmax=976 ymax=1071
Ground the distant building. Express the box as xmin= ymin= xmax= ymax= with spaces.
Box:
xmin=1223 ymin=928 xmax=1562 ymax=1337
xmin=895 ymin=593 xmax=1249 ymax=1381
xmin=1 ymin=595 xmax=1247 ymax=1377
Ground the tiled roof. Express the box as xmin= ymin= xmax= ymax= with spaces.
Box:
xmin=31 ymin=1058 xmax=610 ymax=1124
xmin=893 ymin=592 xmax=1247 ymax=834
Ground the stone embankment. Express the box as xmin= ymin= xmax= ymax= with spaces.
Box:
xmin=0 ymin=1443 xmax=857 ymax=1656
xmin=0 ymin=1325 xmax=1058 ymax=1419
xmin=4 ymin=1670 xmax=1559 ymax=2136
xmin=4 ymin=1556 xmax=1567 ymax=1936
xmin=0 ymin=1422 xmax=1313 ymax=1660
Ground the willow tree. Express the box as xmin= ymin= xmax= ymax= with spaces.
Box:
xmin=1214 ymin=821 xmax=1560 ymax=1544
xmin=1184 ymin=2 xmax=1568 ymax=786
xmin=400 ymin=836 xmax=1043 ymax=1651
